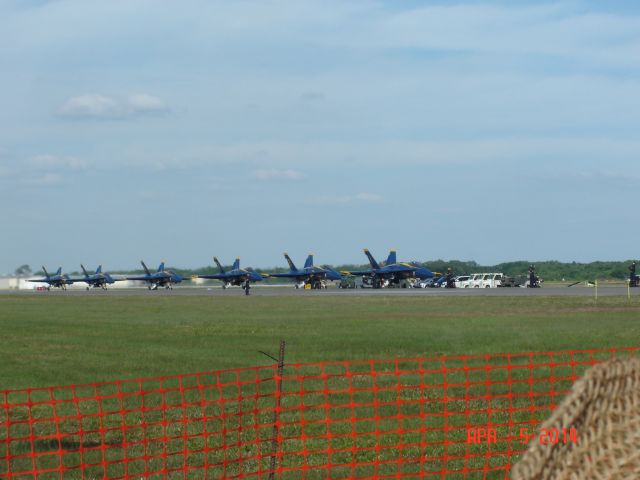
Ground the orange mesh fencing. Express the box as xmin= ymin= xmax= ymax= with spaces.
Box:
xmin=1 ymin=347 xmax=638 ymax=480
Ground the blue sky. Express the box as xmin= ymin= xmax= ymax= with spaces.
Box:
xmin=1 ymin=0 xmax=639 ymax=273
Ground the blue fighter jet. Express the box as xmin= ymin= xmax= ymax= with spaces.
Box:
xmin=268 ymin=253 xmax=341 ymax=289
xmin=348 ymin=249 xmax=433 ymax=288
xmin=71 ymin=265 xmax=124 ymax=290
xmin=194 ymin=257 xmax=264 ymax=289
xmin=126 ymin=261 xmax=185 ymax=290
xmin=28 ymin=267 xmax=73 ymax=290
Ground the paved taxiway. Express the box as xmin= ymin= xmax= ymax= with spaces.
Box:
xmin=0 ymin=286 xmax=634 ymax=297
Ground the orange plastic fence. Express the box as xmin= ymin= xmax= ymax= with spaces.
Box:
xmin=1 ymin=347 xmax=638 ymax=480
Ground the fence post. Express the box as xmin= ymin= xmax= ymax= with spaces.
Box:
xmin=269 ymin=340 xmax=286 ymax=480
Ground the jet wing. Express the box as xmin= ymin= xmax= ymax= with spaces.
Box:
xmin=196 ymin=274 xmax=230 ymax=280
xmin=126 ymin=275 xmax=153 ymax=281
xmin=268 ymin=272 xmax=304 ymax=278
xmin=342 ymin=270 xmax=372 ymax=276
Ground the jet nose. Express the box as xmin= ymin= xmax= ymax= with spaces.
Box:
xmin=329 ymin=270 xmax=342 ymax=280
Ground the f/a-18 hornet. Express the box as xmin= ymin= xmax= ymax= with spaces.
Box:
xmin=126 ymin=261 xmax=185 ymax=290
xmin=194 ymin=257 xmax=265 ymax=289
xmin=70 ymin=264 xmax=124 ymax=290
xmin=347 ymin=249 xmax=433 ymax=288
xmin=268 ymin=253 xmax=341 ymax=289
xmin=28 ymin=266 xmax=73 ymax=290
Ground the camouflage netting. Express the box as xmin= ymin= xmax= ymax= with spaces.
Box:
xmin=512 ymin=356 xmax=640 ymax=480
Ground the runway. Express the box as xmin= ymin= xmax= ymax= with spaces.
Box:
xmin=0 ymin=285 xmax=634 ymax=297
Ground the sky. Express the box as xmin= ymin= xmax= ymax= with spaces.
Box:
xmin=1 ymin=0 xmax=640 ymax=274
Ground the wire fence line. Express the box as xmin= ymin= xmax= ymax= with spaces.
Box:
xmin=1 ymin=347 xmax=638 ymax=479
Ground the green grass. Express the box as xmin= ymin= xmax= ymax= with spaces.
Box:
xmin=1 ymin=294 xmax=639 ymax=479
xmin=1 ymin=294 xmax=639 ymax=390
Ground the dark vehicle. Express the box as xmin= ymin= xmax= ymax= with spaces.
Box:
xmin=499 ymin=275 xmax=526 ymax=287
xmin=339 ymin=276 xmax=357 ymax=289
xmin=431 ymin=275 xmax=447 ymax=288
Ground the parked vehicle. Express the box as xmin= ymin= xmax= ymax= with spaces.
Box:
xmin=432 ymin=276 xmax=447 ymax=288
xmin=468 ymin=273 xmax=486 ymax=288
xmin=499 ymin=275 xmax=526 ymax=287
xmin=481 ymin=273 xmax=503 ymax=288
xmin=454 ymin=275 xmax=471 ymax=288
xmin=339 ymin=276 xmax=357 ymax=289
xmin=416 ymin=278 xmax=435 ymax=288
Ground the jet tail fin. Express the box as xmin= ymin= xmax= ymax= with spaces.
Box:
xmin=284 ymin=253 xmax=298 ymax=271
xmin=42 ymin=266 xmax=50 ymax=278
xmin=386 ymin=250 xmax=397 ymax=266
xmin=81 ymin=264 xmax=90 ymax=277
xmin=232 ymin=258 xmax=240 ymax=270
xmin=141 ymin=261 xmax=151 ymax=276
xmin=303 ymin=254 xmax=314 ymax=269
xmin=55 ymin=267 xmax=62 ymax=276
xmin=157 ymin=262 xmax=165 ymax=272
xmin=364 ymin=249 xmax=381 ymax=270
xmin=96 ymin=265 xmax=102 ymax=274
xmin=213 ymin=257 xmax=226 ymax=274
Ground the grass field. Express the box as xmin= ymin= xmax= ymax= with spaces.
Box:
xmin=2 ymin=294 xmax=640 ymax=479
xmin=1 ymin=294 xmax=639 ymax=390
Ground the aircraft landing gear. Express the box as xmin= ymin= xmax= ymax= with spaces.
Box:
xmin=86 ymin=286 xmax=90 ymax=291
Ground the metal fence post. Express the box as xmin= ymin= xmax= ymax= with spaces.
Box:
xmin=269 ymin=340 xmax=286 ymax=480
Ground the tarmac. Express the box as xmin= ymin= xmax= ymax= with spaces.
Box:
xmin=0 ymin=285 xmax=634 ymax=297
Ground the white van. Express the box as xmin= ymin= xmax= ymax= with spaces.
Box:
xmin=481 ymin=273 xmax=503 ymax=288
xmin=469 ymin=273 xmax=486 ymax=288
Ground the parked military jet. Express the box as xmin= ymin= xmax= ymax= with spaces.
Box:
xmin=28 ymin=267 xmax=73 ymax=290
xmin=126 ymin=261 xmax=185 ymax=290
xmin=70 ymin=265 xmax=123 ymax=290
xmin=347 ymin=249 xmax=433 ymax=288
xmin=268 ymin=253 xmax=341 ymax=289
xmin=194 ymin=257 xmax=264 ymax=288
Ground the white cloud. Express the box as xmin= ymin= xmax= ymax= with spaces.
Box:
xmin=58 ymin=93 xmax=168 ymax=119
xmin=127 ymin=93 xmax=168 ymax=114
xmin=58 ymin=94 xmax=122 ymax=119
xmin=314 ymin=192 xmax=383 ymax=205
xmin=252 ymin=169 xmax=306 ymax=181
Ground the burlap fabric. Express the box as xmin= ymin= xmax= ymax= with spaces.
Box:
xmin=511 ymin=356 xmax=640 ymax=480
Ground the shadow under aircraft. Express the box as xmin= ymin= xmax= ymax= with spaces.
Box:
xmin=347 ymin=249 xmax=433 ymax=288
xmin=28 ymin=267 xmax=73 ymax=290
xmin=268 ymin=253 xmax=341 ymax=289
xmin=126 ymin=261 xmax=186 ymax=290
xmin=70 ymin=265 xmax=125 ymax=290
xmin=194 ymin=257 xmax=264 ymax=289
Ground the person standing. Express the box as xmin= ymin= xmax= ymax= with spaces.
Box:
xmin=629 ymin=262 xmax=637 ymax=287
xmin=243 ymin=278 xmax=251 ymax=295
xmin=528 ymin=265 xmax=537 ymax=288
xmin=445 ymin=267 xmax=455 ymax=288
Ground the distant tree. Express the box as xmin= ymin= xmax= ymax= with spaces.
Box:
xmin=14 ymin=264 xmax=32 ymax=277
